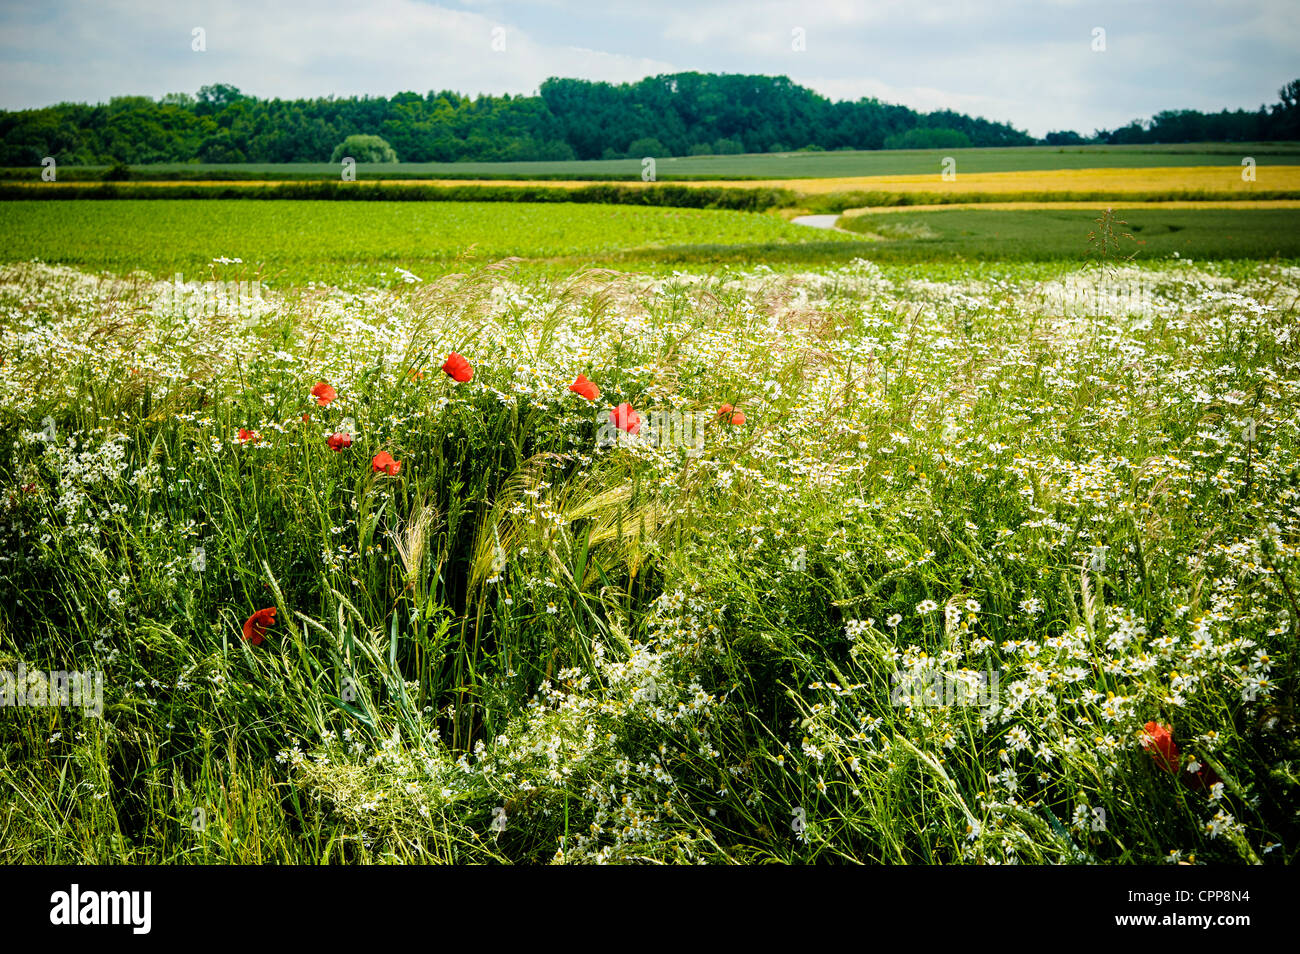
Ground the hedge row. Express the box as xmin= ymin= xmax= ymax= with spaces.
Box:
xmin=0 ymin=181 xmax=796 ymax=210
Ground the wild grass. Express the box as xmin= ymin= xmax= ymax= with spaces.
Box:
xmin=1 ymin=252 xmax=1298 ymax=863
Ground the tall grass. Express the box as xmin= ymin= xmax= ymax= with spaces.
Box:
xmin=1 ymin=254 xmax=1297 ymax=863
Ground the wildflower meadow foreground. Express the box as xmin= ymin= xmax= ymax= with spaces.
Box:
xmin=1 ymin=256 xmax=1297 ymax=864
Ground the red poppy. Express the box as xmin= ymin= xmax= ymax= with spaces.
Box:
xmin=237 ymin=428 xmax=261 ymax=444
xmin=310 ymin=381 xmax=337 ymax=406
xmin=442 ymin=352 xmax=473 ymax=383
xmin=242 ymin=607 xmax=276 ymax=646
xmin=569 ymin=374 xmax=600 ymax=401
xmin=611 ymin=402 xmax=640 ymax=435
xmin=718 ymin=404 xmax=745 ymax=426
xmin=302 ymin=413 xmax=312 ymax=423
xmin=327 ymin=433 xmax=353 ymax=452
xmin=372 ymin=451 xmax=401 ymax=475
xmin=408 ymin=368 xmax=425 ymax=381
xmin=1141 ymin=721 xmax=1180 ymax=773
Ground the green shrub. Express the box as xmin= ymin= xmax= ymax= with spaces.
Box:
xmin=330 ymin=134 xmax=398 ymax=164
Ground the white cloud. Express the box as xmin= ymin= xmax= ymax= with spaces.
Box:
xmin=0 ymin=0 xmax=675 ymax=107
xmin=0 ymin=0 xmax=1294 ymax=138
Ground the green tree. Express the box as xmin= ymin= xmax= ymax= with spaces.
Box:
xmin=626 ymin=136 xmax=665 ymax=157
xmin=198 ymin=132 xmax=246 ymax=163
xmin=883 ymin=127 xmax=972 ymax=149
xmin=329 ymin=134 xmax=398 ymax=163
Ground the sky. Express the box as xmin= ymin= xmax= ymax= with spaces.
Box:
xmin=0 ymin=0 xmax=1296 ymax=137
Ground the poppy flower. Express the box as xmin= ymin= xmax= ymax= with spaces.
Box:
xmin=327 ymin=432 xmax=353 ymax=452
xmin=242 ymin=607 xmax=276 ymax=646
xmin=1141 ymin=721 xmax=1180 ymax=773
xmin=302 ymin=413 xmax=312 ymax=423
xmin=237 ymin=428 xmax=261 ymax=444
xmin=442 ymin=352 xmax=473 ymax=383
xmin=611 ymin=402 xmax=640 ymax=435
xmin=310 ymin=381 xmax=337 ymax=406
xmin=408 ymin=368 xmax=425 ymax=381
xmin=372 ymin=451 xmax=401 ymax=475
xmin=718 ymin=404 xmax=745 ymax=426
xmin=569 ymin=374 xmax=600 ymax=401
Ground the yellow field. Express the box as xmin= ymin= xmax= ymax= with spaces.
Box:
xmin=753 ymin=165 xmax=1300 ymax=195
xmin=19 ymin=165 xmax=1298 ymax=195
xmin=12 ymin=166 xmax=1299 ymax=208
xmin=838 ymin=199 xmax=1300 ymax=215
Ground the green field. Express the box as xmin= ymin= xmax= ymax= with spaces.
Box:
xmin=9 ymin=142 xmax=1299 ymax=182
xmin=2 ymin=201 xmax=1297 ymax=285
xmin=0 ymin=199 xmax=861 ymax=284
xmin=836 ymin=207 xmax=1300 ymax=261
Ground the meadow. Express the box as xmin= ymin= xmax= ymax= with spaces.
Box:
xmin=0 ymin=197 xmax=1298 ymax=865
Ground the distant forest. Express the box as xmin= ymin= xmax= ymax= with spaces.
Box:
xmin=2 ymin=72 xmax=1298 ymax=166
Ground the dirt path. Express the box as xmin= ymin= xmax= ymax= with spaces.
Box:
xmin=790 ymin=214 xmax=847 ymax=230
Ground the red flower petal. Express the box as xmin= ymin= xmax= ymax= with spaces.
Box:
xmin=611 ymin=402 xmax=640 ymax=435
xmin=310 ymin=381 xmax=337 ymax=406
xmin=569 ymin=374 xmax=600 ymax=401
xmin=371 ymin=451 xmax=401 ymax=475
xmin=442 ymin=352 xmax=473 ymax=383
xmin=242 ymin=607 xmax=276 ymax=646
xmin=1141 ymin=721 xmax=1180 ymax=773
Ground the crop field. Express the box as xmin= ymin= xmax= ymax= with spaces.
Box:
xmin=1 ymin=194 xmax=1298 ymax=866
xmin=773 ymin=165 xmax=1300 ymax=197
xmin=11 ymin=163 xmax=1298 ymax=216
xmin=4 ymin=201 xmax=1298 ymax=280
xmin=12 ymin=142 xmax=1300 ymax=182
xmin=0 ymin=199 xmax=861 ymax=284
xmin=834 ymin=208 xmax=1300 ymax=261
xmin=843 ymin=200 xmax=1300 ymax=213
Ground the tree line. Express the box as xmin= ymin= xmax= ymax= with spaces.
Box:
xmin=1046 ymin=80 xmax=1300 ymax=145
xmin=1 ymin=73 xmax=1296 ymax=167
